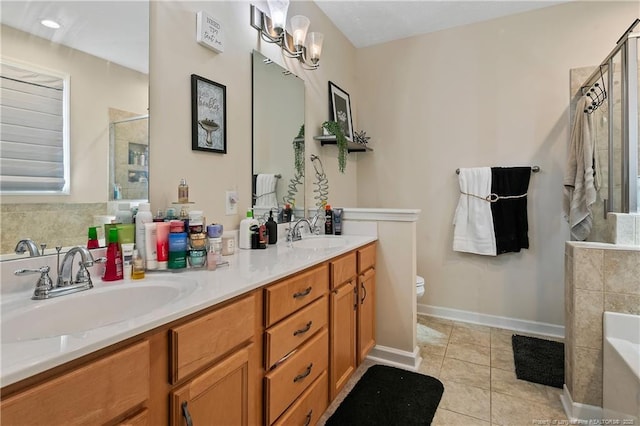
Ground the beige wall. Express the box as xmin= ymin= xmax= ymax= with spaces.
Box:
xmin=354 ymin=1 xmax=639 ymax=325
xmin=148 ymin=0 xmax=358 ymax=232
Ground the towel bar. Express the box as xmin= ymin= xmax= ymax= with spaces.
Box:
xmin=455 ymin=166 xmax=540 ymax=175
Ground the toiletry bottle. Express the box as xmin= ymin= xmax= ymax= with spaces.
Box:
xmin=131 ymin=248 xmax=145 ymax=279
xmin=156 ymin=222 xmax=170 ymax=270
xmin=168 ymin=229 xmax=188 ymax=269
xmin=239 ymin=209 xmax=258 ymax=249
xmin=266 ymin=210 xmax=278 ymax=245
xmin=115 ymin=202 xmax=133 ymax=224
xmin=103 ymin=227 xmax=123 ymax=281
xmin=333 ymin=208 xmax=343 ymax=235
xmin=283 ymin=204 xmax=292 ymax=222
xmin=178 ymin=178 xmax=189 ymax=203
xmin=144 ymin=222 xmax=158 ymax=270
xmin=153 ymin=209 xmax=165 ymax=222
xmin=325 ymin=204 xmax=334 ymax=235
xmin=87 ymin=226 xmax=100 ymax=249
xmin=135 ymin=202 xmax=153 ymax=262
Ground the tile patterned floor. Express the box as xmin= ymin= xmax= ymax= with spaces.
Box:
xmin=319 ymin=315 xmax=568 ymax=425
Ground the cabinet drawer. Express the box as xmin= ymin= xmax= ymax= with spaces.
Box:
xmin=265 ymin=296 xmax=328 ymax=369
xmin=1 ymin=340 xmax=149 ymax=426
xmin=170 ymin=293 xmax=255 ymax=383
xmin=264 ymin=328 xmax=329 ymax=425
xmin=119 ymin=408 xmax=149 ymax=426
xmin=265 ymin=265 xmax=328 ymax=327
xmin=330 ymin=252 xmax=356 ymax=289
xmin=273 ymin=370 xmax=328 ymax=426
xmin=357 ymin=243 xmax=376 ymax=273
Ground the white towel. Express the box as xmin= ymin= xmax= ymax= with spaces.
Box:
xmin=255 ymin=174 xmax=278 ymax=207
xmin=563 ymin=96 xmax=600 ymax=241
xmin=453 ymin=167 xmax=497 ymax=256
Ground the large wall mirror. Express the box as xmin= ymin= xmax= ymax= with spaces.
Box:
xmin=0 ymin=1 xmax=149 ymax=257
xmin=252 ymin=50 xmax=305 ymax=222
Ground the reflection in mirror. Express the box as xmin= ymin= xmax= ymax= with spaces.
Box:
xmin=252 ymin=50 xmax=305 ymax=223
xmin=109 ymin=111 xmax=149 ymax=201
xmin=0 ymin=1 xmax=149 ymax=259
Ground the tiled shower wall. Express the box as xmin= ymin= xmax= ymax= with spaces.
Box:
xmin=564 ymin=241 xmax=640 ymax=407
xmin=0 ymin=203 xmax=107 ymax=254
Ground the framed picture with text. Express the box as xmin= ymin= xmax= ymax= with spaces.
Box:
xmin=191 ymin=74 xmax=226 ymax=153
xmin=328 ymin=81 xmax=353 ymax=141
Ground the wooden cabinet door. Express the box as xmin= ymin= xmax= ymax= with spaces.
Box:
xmin=170 ymin=346 xmax=251 ymax=426
xmin=357 ymin=268 xmax=376 ymax=364
xmin=329 ymin=281 xmax=356 ymax=400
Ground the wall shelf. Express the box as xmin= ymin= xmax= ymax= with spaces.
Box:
xmin=313 ymin=135 xmax=373 ymax=153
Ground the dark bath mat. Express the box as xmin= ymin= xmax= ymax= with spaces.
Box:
xmin=512 ymin=334 xmax=564 ymax=389
xmin=325 ymin=365 xmax=444 ymax=426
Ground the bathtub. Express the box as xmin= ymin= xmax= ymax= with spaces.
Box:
xmin=603 ymin=312 xmax=640 ymax=423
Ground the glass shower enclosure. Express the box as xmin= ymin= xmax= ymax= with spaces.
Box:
xmin=582 ymin=24 xmax=639 ymax=216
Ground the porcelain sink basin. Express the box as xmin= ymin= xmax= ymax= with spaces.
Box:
xmin=292 ymin=235 xmax=347 ymax=249
xmin=1 ymin=279 xmax=198 ymax=343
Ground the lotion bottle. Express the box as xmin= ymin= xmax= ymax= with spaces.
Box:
xmin=239 ymin=208 xmax=258 ymax=249
xmin=135 ymin=202 xmax=153 ymax=263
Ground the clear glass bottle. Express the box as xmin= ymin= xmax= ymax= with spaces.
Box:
xmin=131 ymin=248 xmax=145 ymax=279
xmin=178 ymin=178 xmax=189 ymax=203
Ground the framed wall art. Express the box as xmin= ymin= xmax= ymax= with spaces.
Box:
xmin=191 ymin=74 xmax=226 ymax=153
xmin=328 ymin=81 xmax=353 ymax=141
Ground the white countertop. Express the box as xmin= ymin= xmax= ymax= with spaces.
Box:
xmin=0 ymin=235 xmax=376 ymax=387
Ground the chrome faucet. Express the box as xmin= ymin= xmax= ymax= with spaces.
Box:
xmin=14 ymin=239 xmax=41 ymax=257
xmin=14 ymin=246 xmax=97 ymax=300
xmin=287 ymin=216 xmax=321 ymax=243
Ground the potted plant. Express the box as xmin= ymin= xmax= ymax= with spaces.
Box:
xmin=322 ymin=121 xmax=348 ymax=173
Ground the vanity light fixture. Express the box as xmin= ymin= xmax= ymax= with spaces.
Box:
xmin=250 ymin=1 xmax=324 ymax=70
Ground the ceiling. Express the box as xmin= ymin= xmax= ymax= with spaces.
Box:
xmin=0 ymin=1 xmax=569 ymax=74
xmin=0 ymin=1 xmax=149 ymax=74
xmin=314 ymin=1 xmax=569 ymax=48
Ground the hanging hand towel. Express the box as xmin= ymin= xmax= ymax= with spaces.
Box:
xmin=453 ymin=167 xmax=497 ymax=255
xmin=563 ymin=96 xmax=600 ymax=241
xmin=255 ymin=174 xmax=278 ymax=207
xmin=490 ymin=167 xmax=531 ymax=254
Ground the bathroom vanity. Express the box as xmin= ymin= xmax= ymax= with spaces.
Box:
xmin=0 ymin=235 xmax=377 ymax=425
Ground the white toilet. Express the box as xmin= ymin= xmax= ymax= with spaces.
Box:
xmin=416 ymin=275 xmax=425 ymax=298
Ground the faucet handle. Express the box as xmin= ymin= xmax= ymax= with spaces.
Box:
xmin=15 ymin=266 xmax=54 ymax=295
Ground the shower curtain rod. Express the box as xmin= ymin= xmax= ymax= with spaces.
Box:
xmin=455 ymin=166 xmax=540 ymax=175
xmin=580 ymin=19 xmax=640 ymax=93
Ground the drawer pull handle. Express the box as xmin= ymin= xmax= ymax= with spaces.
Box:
xmin=293 ymin=321 xmax=313 ymax=336
xmin=361 ymin=282 xmax=367 ymax=304
xmin=293 ymin=363 xmax=313 ymax=383
xmin=303 ymin=409 xmax=313 ymax=426
xmin=293 ymin=286 xmax=312 ymax=299
xmin=181 ymin=401 xmax=194 ymax=426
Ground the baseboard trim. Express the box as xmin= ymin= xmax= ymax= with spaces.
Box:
xmin=366 ymin=344 xmax=422 ymax=372
xmin=418 ymin=304 xmax=565 ymax=338
xmin=561 ymin=385 xmax=603 ymax=422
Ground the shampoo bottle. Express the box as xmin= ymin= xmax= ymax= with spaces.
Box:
xmin=135 ymin=202 xmax=153 ymax=262
xmin=324 ymin=205 xmax=333 ymax=235
xmin=103 ymin=227 xmax=124 ymax=281
xmin=239 ymin=209 xmax=258 ymax=249
xmin=266 ymin=210 xmax=278 ymax=245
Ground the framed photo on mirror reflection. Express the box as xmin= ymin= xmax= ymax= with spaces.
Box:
xmin=191 ymin=74 xmax=226 ymax=153
xmin=328 ymin=81 xmax=353 ymax=141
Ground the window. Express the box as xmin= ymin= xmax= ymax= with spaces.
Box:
xmin=0 ymin=59 xmax=69 ymax=194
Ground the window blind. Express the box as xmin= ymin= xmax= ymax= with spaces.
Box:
xmin=0 ymin=61 xmax=68 ymax=193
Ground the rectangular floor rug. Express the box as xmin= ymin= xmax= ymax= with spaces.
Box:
xmin=325 ymin=365 xmax=444 ymax=426
xmin=512 ymin=334 xmax=564 ymax=389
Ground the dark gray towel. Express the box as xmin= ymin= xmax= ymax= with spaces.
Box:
xmin=490 ymin=167 xmax=531 ymax=254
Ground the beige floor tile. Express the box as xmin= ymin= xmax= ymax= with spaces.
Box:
xmin=438 ymin=379 xmax=491 ymax=421
xmin=491 ymin=346 xmax=515 ymax=371
xmin=418 ymin=352 xmax=444 ymax=378
xmin=432 ymin=408 xmax=490 ymax=425
xmin=444 ymin=341 xmax=490 ymax=366
xmin=491 ymin=391 xmax=567 ymax=426
xmin=490 ymin=327 xmax=515 ymax=351
xmin=450 ymin=323 xmax=491 ymax=347
xmin=440 ymin=357 xmax=490 ymax=389
xmin=491 ymin=368 xmax=564 ymax=408
xmin=417 ymin=323 xmax=450 ymax=356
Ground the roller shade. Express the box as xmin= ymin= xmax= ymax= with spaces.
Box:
xmin=0 ymin=61 xmax=68 ymax=193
